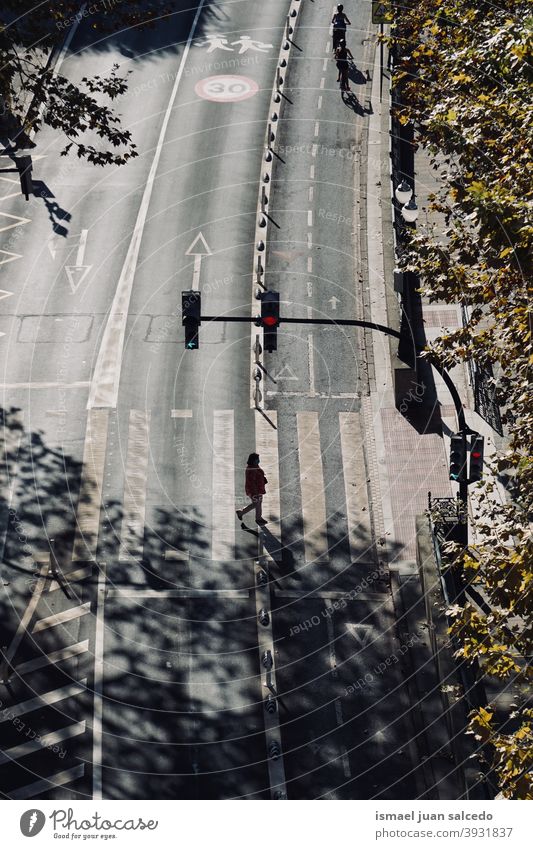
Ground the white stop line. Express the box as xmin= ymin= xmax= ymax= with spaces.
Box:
xmin=195 ymin=74 xmax=259 ymax=102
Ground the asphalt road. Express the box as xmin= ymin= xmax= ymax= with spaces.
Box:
xmin=0 ymin=0 xmax=419 ymax=800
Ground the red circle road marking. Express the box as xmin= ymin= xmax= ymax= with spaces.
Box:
xmin=195 ymin=75 xmax=259 ymax=103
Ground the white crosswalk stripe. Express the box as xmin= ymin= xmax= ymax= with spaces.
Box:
xmin=256 ymin=411 xmax=280 ymax=540
xmin=0 ymin=721 xmax=86 ymax=765
xmin=119 ymin=409 xmax=151 ymax=561
xmin=73 ymin=409 xmax=109 ymax=561
xmin=14 ymin=639 xmax=89 ymax=676
xmin=339 ymin=412 xmax=372 ymax=562
xmin=0 ymin=679 xmax=87 ymax=722
xmin=9 ymin=764 xmax=85 ymax=799
xmin=212 ymin=410 xmax=235 ymax=561
xmin=297 ymin=411 xmax=329 ymax=563
xmin=32 ymin=602 xmax=91 ymax=634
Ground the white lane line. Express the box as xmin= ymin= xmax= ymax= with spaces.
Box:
xmin=326 ymin=40 xmax=331 ymax=52
xmin=327 ymin=616 xmax=338 ymax=677
xmin=339 ymin=413 xmax=371 ymax=562
xmin=32 ymin=602 xmax=91 ymax=634
xmin=317 ymin=95 xmax=323 ymax=110
xmin=308 ymin=186 xmax=314 ymax=203
xmin=0 ymin=679 xmax=87 ymax=722
xmin=164 ymin=549 xmax=189 ymax=561
xmin=308 ymin=210 xmax=313 ymax=227
xmin=322 ymin=58 xmax=328 ymax=72
xmin=307 ymin=231 xmax=313 ymax=249
xmin=171 ymin=410 xmax=193 ymax=418
xmin=256 ymin=410 xmax=280 ymax=541
xmin=314 ymin=121 xmax=320 ymax=137
xmin=10 ymin=764 xmax=85 ymax=799
xmin=307 ymin=281 xmax=313 ymax=297
xmin=334 ymin=699 xmax=352 ymax=777
xmin=92 ymin=563 xmax=106 ymax=800
xmin=0 ymin=563 xmax=48 ymax=682
xmin=274 ymin=589 xmax=383 ymax=601
xmin=307 ymin=306 xmax=313 ymax=319
xmin=212 ymin=410 xmax=235 ymax=561
xmin=297 ymin=412 xmax=329 ymax=563
xmin=87 ymin=0 xmax=208 ymax=409
xmin=14 ymin=640 xmax=89 ymax=676
xmin=0 ymin=381 xmax=89 ymax=390
xmin=119 ymin=409 xmax=151 ymax=561
xmin=107 ymin=588 xmax=249 ymax=599
xmin=73 ymin=409 xmax=109 ymax=561
xmin=307 ymin=257 xmax=313 ymax=273
xmin=320 ymin=77 xmax=325 ymax=90
xmin=0 ymin=721 xmax=87 ymax=765
xmin=312 ymin=144 xmax=318 ymax=158
xmin=310 ymin=165 xmax=315 ymax=180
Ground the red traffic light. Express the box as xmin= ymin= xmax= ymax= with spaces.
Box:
xmin=262 ymin=316 xmax=278 ymax=327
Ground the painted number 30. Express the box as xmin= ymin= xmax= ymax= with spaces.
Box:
xmin=195 ymin=75 xmax=259 ymax=102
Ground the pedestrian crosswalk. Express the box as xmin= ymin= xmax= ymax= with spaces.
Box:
xmin=118 ymin=407 xmax=375 ymax=566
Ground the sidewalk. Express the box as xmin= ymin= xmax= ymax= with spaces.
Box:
xmin=360 ymin=45 xmax=487 ymax=798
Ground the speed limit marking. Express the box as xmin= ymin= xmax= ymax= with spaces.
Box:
xmin=195 ymin=75 xmax=259 ymax=103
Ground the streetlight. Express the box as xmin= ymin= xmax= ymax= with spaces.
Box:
xmin=401 ymin=197 xmax=419 ymax=223
xmin=395 ymin=179 xmax=412 ymax=205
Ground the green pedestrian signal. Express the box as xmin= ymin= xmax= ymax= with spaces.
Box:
xmin=182 ymin=290 xmax=201 ymax=350
xmin=449 ymin=433 xmax=467 ymax=482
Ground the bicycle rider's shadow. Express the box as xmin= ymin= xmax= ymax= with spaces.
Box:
xmin=349 ymin=66 xmax=367 ymax=85
xmin=342 ymin=91 xmax=369 ymax=116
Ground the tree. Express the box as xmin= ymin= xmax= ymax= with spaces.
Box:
xmin=388 ymin=0 xmax=533 ymax=798
xmin=0 ymin=1 xmax=169 ymax=165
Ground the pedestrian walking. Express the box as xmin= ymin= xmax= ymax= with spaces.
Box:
xmin=236 ymin=453 xmax=268 ymax=525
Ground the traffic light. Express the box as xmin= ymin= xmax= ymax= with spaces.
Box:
xmin=15 ymin=155 xmax=33 ymax=200
xmin=182 ymin=290 xmax=201 ymax=349
xmin=449 ymin=433 xmax=467 ymax=482
xmin=259 ymin=290 xmax=280 ymax=352
xmin=469 ymin=433 xmax=484 ymax=482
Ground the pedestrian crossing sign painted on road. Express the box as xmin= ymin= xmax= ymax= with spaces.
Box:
xmin=372 ymin=0 xmax=392 ymax=24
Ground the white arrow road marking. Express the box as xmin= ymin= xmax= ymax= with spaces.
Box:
xmin=0 ymin=250 xmax=22 ymax=265
xmin=65 ymin=230 xmax=92 ymax=292
xmin=329 ymin=296 xmax=340 ymax=310
xmin=88 ymin=0 xmax=207 ymax=409
xmin=185 ymin=232 xmax=212 ymax=291
xmin=0 ymin=211 xmax=31 ymax=232
xmin=65 ymin=265 xmax=92 ymax=293
xmin=346 ymin=623 xmax=375 ymax=648
xmin=0 ymin=176 xmax=20 ymax=202
xmin=273 ymin=364 xmax=299 ymax=381
xmin=0 ymin=289 xmax=14 ymax=301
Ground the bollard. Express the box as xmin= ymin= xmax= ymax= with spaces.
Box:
xmin=258 ymin=608 xmax=270 ymax=626
xmin=257 ymin=568 xmax=268 ymax=585
xmin=253 ymin=368 xmax=262 ymax=382
xmin=268 ymin=121 xmax=275 ymax=142
xmin=257 ymin=256 xmax=263 ymax=274
xmin=262 ymin=650 xmax=273 ymax=669
xmin=258 ymin=215 xmax=267 ymax=228
xmin=265 ymin=149 xmax=273 ymax=162
xmin=280 ymin=58 xmax=287 ymax=68
xmin=269 ymin=740 xmax=281 ymax=760
xmin=261 ymin=186 xmax=268 ymax=208
xmin=273 ymin=91 xmax=281 ymax=103
xmin=271 ymin=112 xmax=278 ymax=122
xmin=254 ymin=386 xmax=262 ymax=408
xmin=283 ymin=41 xmax=290 ymax=51
xmin=257 ymin=240 xmax=265 ymax=251
xmin=263 ymin=173 xmax=270 ymax=183
xmin=265 ymin=695 xmax=277 ymax=714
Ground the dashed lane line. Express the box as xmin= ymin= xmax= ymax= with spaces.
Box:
xmin=72 ymin=409 xmax=109 ymax=562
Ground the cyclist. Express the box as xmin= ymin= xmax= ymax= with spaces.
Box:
xmin=335 ymin=39 xmax=353 ymax=91
xmin=331 ymin=4 xmax=351 ymax=51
